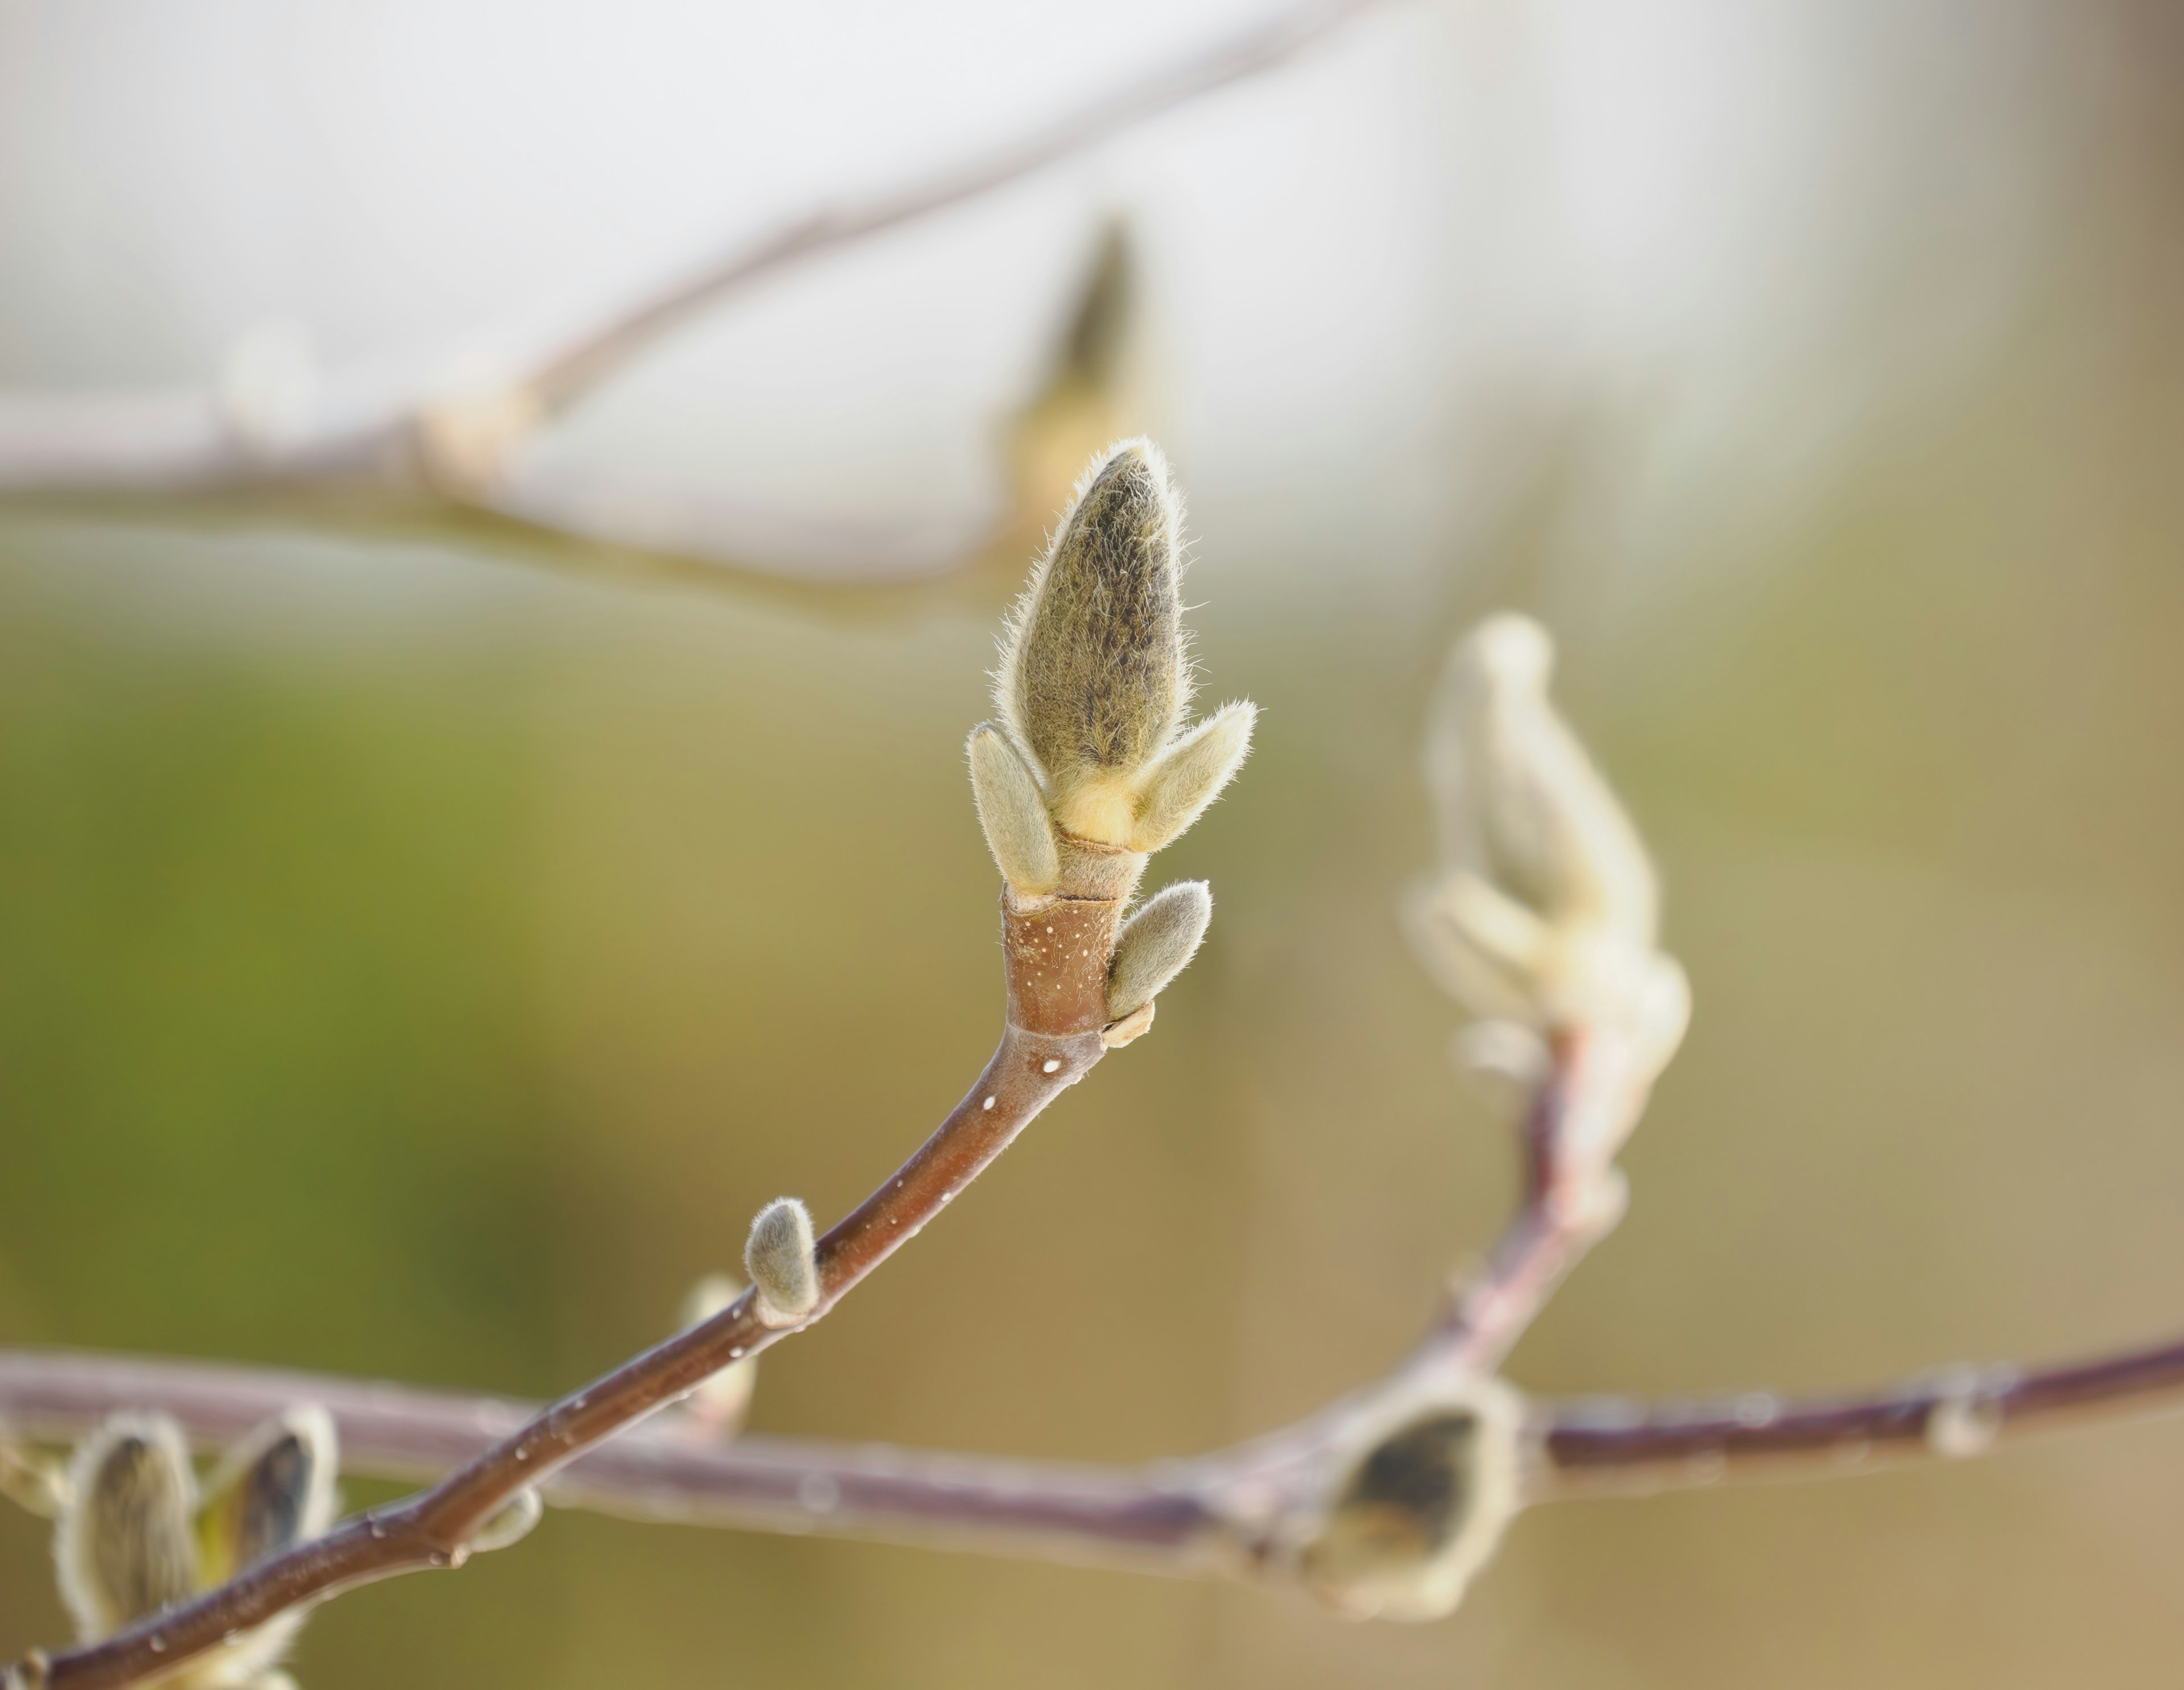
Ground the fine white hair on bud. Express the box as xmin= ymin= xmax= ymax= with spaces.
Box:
xmin=999 ymin=440 xmax=1185 ymax=846
xmin=1407 ymin=614 xmax=1687 ymax=1087
xmin=966 ymin=724 xmax=1061 ymax=895
xmin=196 ymin=1406 xmax=339 ymax=1586
xmin=54 ymin=1412 xmax=198 ymax=1642
xmin=188 ymin=1406 xmax=341 ymax=1684
xmin=987 ymin=438 xmax=1256 ymax=869
xmin=744 ymin=1197 xmax=821 ymax=1323
xmin=1106 ymin=881 xmax=1213 ymax=1022
xmin=1127 ymin=700 xmax=1256 ymax=853
xmin=1300 ymin=1375 xmax=1525 ymax=1622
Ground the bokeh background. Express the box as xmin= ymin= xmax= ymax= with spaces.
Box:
xmin=5 ymin=1 xmax=2184 ymax=1685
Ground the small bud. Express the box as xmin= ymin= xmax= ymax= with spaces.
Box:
xmin=1106 ymin=881 xmax=1213 ymax=1022
xmin=1127 ymin=700 xmax=1256 ymax=852
xmin=966 ymin=724 xmax=1061 ymax=895
xmin=1302 ymin=1375 xmax=1524 ymax=1622
xmin=677 ymin=1272 xmax=758 ymax=1437
xmin=469 ymin=1486 xmax=544 ymax=1553
xmin=744 ymin=1197 xmax=820 ymax=1323
xmin=195 ymin=1406 xmax=338 ymax=1585
xmin=53 ymin=1414 xmax=198 ymax=1642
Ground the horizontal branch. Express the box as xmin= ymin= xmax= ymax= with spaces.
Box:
xmin=8 ymin=1328 xmax=2182 ymax=1568
xmin=1534 ymin=1336 xmax=2184 ymax=1496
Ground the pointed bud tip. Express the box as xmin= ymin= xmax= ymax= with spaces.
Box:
xmin=1000 ymin=438 xmax=1187 ymax=795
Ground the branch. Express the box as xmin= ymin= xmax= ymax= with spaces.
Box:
xmin=15 ymin=958 xmax=1122 ymax=1688
xmin=0 ymin=0 xmax=1389 ymax=567
xmin=11 ymin=1323 xmax=2184 ymax=1559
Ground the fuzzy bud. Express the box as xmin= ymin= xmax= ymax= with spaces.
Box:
xmin=1301 ymin=1375 xmax=1524 ymax=1622
xmin=1106 ymin=882 xmax=1214 ymax=1022
xmin=1128 ymin=700 xmax=1256 ymax=853
xmin=54 ymin=1414 xmax=197 ymax=1641
xmin=744 ymin=1197 xmax=820 ymax=1323
xmin=966 ymin=724 xmax=1061 ymax=895
xmin=990 ymin=439 xmax=1256 ymax=875
xmin=195 ymin=1406 xmax=338 ymax=1587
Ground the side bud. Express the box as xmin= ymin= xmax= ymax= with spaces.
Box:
xmin=1107 ymin=881 xmax=1213 ymax=1023
xmin=1127 ymin=700 xmax=1255 ymax=852
xmin=744 ymin=1197 xmax=820 ymax=1324
xmin=996 ymin=439 xmax=1186 ymax=846
xmin=966 ymin=724 xmax=1061 ymax=896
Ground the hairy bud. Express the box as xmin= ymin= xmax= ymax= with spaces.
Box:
xmin=990 ymin=439 xmax=1256 ymax=873
xmin=744 ymin=1198 xmax=821 ymax=1323
xmin=996 ymin=440 xmax=1183 ymax=846
xmin=966 ymin=725 xmax=1061 ymax=896
xmin=195 ymin=1406 xmax=338 ymax=1588
xmin=1107 ymin=882 xmax=1214 ymax=1022
xmin=55 ymin=1414 xmax=197 ymax=1641
xmin=1129 ymin=700 xmax=1256 ymax=853
xmin=1301 ymin=1375 xmax=1524 ymax=1622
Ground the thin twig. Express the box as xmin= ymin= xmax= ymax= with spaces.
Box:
xmin=0 ymin=0 xmax=1390 ymax=556
xmin=14 ymin=890 xmax=1128 ymax=1690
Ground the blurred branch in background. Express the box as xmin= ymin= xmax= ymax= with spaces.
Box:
xmin=7 ymin=1328 xmax=2181 ymax=1555
xmin=0 ymin=0 xmax=1387 ymax=583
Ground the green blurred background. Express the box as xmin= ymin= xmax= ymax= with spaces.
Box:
xmin=5 ymin=2 xmax=2184 ymax=1685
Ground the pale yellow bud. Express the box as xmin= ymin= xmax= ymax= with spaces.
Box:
xmin=1409 ymin=614 xmax=1686 ymax=1080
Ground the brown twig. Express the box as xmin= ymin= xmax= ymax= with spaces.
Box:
xmin=0 ymin=0 xmax=1389 ymax=560
xmin=11 ymin=888 xmax=1126 ymax=1690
